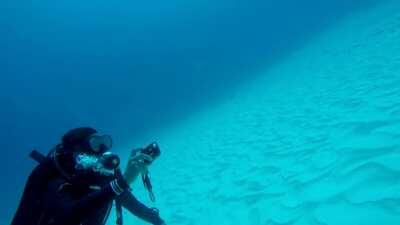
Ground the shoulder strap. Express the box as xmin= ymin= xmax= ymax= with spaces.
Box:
xmin=142 ymin=171 xmax=156 ymax=202
xmin=115 ymin=200 xmax=123 ymax=225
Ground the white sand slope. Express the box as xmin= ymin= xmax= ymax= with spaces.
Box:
xmin=119 ymin=1 xmax=400 ymax=225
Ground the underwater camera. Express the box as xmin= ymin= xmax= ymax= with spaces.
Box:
xmin=131 ymin=142 xmax=161 ymax=164
xmin=141 ymin=142 xmax=161 ymax=163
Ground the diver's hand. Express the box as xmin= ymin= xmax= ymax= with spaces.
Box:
xmin=149 ymin=207 xmax=165 ymax=225
xmin=155 ymin=218 xmax=166 ymax=225
xmin=124 ymin=150 xmax=153 ymax=184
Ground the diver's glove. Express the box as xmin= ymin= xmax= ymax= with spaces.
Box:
xmin=156 ymin=219 xmax=166 ymax=225
xmin=110 ymin=168 xmax=131 ymax=195
xmin=149 ymin=208 xmax=166 ymax=225
xmin=154 ymin=218 xmax=166 ymax=225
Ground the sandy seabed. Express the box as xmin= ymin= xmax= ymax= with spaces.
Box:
xmin=119 ymin=2 xmax=400 ymax=225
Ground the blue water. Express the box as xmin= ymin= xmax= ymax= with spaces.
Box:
xmin=1 ymin=0 xmax=400 ymax=224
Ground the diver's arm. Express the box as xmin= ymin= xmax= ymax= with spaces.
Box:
xmin=118 ymin=191 xmax=165 ymax=225
xmin=63 ymin=182 xmax=117 ymax=213
xmin=65 ymin=168 xmax=129 ymax=216
xmin=45 ymin=177 xmax=127 ymax=225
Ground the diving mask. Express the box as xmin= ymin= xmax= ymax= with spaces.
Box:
xmin=88 ymin=134 xmax=113 ymax=154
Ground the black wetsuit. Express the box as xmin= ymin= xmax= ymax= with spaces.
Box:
xmin=11 ymin=152 xmax=164 ymax=225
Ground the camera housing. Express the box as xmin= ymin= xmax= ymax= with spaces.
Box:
xmin=141 ymin=142 xmax=161 ymax=163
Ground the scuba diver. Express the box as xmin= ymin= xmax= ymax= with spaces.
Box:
xmin=11 ymin=127 xmax=166 ymax=225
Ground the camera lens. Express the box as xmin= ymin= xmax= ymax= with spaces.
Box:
xmin=145 ymin=142 xmax=161 ymax=158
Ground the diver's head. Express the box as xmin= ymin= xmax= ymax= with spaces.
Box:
xmin=62 ymin=127 xmax=113 ymax=155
